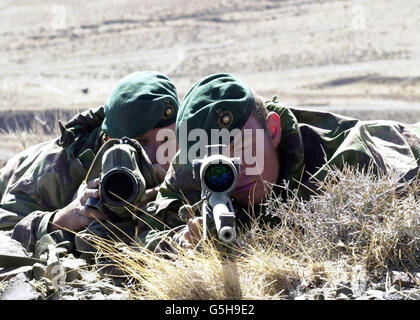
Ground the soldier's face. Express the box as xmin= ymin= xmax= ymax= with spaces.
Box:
xmin=229 ymin=112 xmax=281 ymax=207
xmin=135 ymin=123 xmax=178 ymax=171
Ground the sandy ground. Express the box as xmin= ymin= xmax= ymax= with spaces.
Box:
xmin=0 ymin=0 xmax=419 ymax=162
xmin=1 ymin=0 xmax=420 ymax=108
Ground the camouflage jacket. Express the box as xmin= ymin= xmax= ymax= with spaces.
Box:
xmin=138 ymin=102 xmax=420 ymax=250
xmin=0 ymin=107 xmax=106 ymax=252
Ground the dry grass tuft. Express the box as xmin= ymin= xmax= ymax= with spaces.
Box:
xmin=88 ymin=164 xmax=419 ymax=300
xmin=266 ymin=165 xmax=419 ymax=271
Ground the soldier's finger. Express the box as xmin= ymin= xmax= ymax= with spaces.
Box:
xmin=152 ymin=164 xmax=167 ymax=182
xmin=87 ymin=178 xmax=100 ymax=189
xmin=190 ymin=217 xmax=203 ymax=230
xmin=141 ymin=187 xmax=159 ymax=204
xmin=81 ymin=188 xmax=99 ymax=204
xmin=84 ymin=207 xmax=107 ymax=221
xmin=187 ymin=218 xmax=203 ymax=242
xmin=184 ymin=230 xmax=192 ymax=244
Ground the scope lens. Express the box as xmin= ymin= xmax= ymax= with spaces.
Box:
xmin=103 ymin=172 xmax=134 ymax=203
xmin=203 ymin=163 xmax=235 ymax=192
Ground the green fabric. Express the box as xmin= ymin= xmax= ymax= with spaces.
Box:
xmin=34 ymin=231 xmax=74 ymax=259
xmin=286 ymin=106 xmax=419 ymax=185
xmin=101 ymin=71 xmax=179 ymax=139
xmin=0 ymin=208 xmax=21 ymax=230
xmin=36 ymin=210 xmax=58 ymax=240
xmin=176 ymin=73 xmax=253 ymax=164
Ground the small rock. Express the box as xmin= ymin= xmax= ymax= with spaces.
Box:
xmin=336 ymin=293 xmax=350 ymax=300
xmin=55 ymin=286 xmax=80 ymax=300
xmin=306 ymin=288 xmax=325 ymax=300
xmin=0 ymin=231 xmax=29 ymax=257
xmin=79 ymin=287 xmax=102 ymax=300
xmin=336 ymin=286 xmax=353 ymax=297
xmin=78 ymin=269 xmax=99 ymax=283
xmin=405 ymin=291 xmax=420 ymax=300
xmin=368 ymin=282 xmax=385 ymax=291
xmin=0 ymin=266 xmax=33 ymax=281
xmin=106 ymin=292 xmax=130 ymax=300
xmin=0 ymin=273 xmax=41 ymax=300
xmin=363 ymin=289 xmax=385 ymax=300
xmin=61 ymin=257 xmax=86 ymax=282
xmin=32 ymin=263 xmax=46 ymax=281
xmin=43 ymin=245 xmax=66 ymax=287
xmin=384 ymin=292 xmax=404 ymax=300
xmin=391 ymin=271 xmax=419 ymax=290
xmin=81 ymin=87 xmax=89 ymax=94
xmin=90 ymin=293 xmax=106 ymax=300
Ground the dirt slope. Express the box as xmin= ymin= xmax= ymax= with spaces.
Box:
xmin=0 ymin=0 xmax=419 ymax=112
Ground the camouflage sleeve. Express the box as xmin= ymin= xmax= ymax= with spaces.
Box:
xmin=403 ymin=121 xmax=420 ymax=163
xmin=0 ymin=140 xmax=58 ymax=230
xmin=0 ymin=152 xmax=24 ymax=200
xmin=303 ymin=120 xmax=420 ymax=190
xmin=11 ymin=209 xmax=58 ymax=253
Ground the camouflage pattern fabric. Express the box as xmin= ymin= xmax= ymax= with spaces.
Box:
xmin=0 ymin=107 xmax=105 ymax=251
xmin=136 ymin=99 xmax=420 ymax=250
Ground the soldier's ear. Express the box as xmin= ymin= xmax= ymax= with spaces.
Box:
xmin=265 ymin=112 xmax=281 ymax=148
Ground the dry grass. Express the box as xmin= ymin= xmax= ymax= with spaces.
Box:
xmin=87 ymin=164 xmax=419 ymax=300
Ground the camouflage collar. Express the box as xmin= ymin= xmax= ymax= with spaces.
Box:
xmin=264 ymin=98 xmax=305 ymax=191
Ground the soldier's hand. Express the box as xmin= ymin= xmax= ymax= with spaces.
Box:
xmin=152 ymin=164 xmax=167 ymax=182
xmin=50 ymin=179 xmax=107 ymax=232
xmin=136 ymin=164 xmax=167 ymax=206
xmin=140 ymin=186 xmax=160 ymax=204
xmin=184 ymin=217 xmax=203 ymax=247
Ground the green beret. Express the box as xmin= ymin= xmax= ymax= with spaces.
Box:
xmin=101 ymin=71 xmax=179 ymax=138
xmin=176 ymin=73 xmax=254 ymax=160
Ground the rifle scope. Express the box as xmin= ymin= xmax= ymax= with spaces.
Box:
xmin=199 ymin=155 xmax=238 ymax=194
xmin=194 ymin=153 xmax=239 ymax=243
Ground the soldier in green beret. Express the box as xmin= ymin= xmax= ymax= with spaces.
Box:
xmin=0 ymin=71 xmax=180 ymax=253
xmin=137 ymin=72 xmax=420 ymax=250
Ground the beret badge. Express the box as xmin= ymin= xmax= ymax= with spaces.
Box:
xmin=162 ymin=99 xmax=175 ymax=120
xmin=215 ymin=108 xmax=234 ymax=129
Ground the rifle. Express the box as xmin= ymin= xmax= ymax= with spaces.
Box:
xmin=85 ymin=137 xmax=159 ymax=222
xmin=192 ymin=145 xmax=240 ymax=244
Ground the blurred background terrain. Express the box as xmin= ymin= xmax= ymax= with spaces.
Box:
xmin=0 ymin=0 xmax=419 ymax=164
